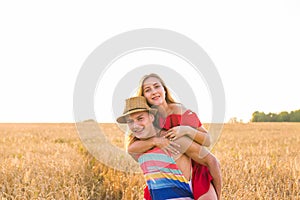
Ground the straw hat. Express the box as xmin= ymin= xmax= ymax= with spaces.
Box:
xmin=116 ymin=96 xmax=157 ymax=123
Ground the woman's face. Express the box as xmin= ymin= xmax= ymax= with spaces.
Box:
xmin=142 ymin=77 xmax=166 ymax=106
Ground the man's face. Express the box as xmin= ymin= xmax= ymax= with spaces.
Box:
xmin=125 ymin=111 xmax=156 ymax=139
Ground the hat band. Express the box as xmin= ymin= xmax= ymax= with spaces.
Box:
xmin=126 ymin=107 xmax=148 ymax=113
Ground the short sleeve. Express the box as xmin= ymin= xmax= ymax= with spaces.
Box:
xmin=181 ymin=110 xmax=202 ymax=128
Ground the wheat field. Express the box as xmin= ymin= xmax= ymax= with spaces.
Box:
xmin=0 ymin=123 xmax=299 ymax=200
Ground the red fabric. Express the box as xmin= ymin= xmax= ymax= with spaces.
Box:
xmin=143 ymin=110 xmax=212 ymax=200
xmin=191 ymin=160 xmax=213 ymax=199
xmin=144 ymin=186 xmax=151 ymax=200
xmin=158 ymin=110 xmax=202 ymax=130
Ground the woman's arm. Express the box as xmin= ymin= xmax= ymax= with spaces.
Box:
xmin=165 ymin=126 xmax=211 ymax=147
xmin=189 ymin=126 xmax=211 ymax=146
xmin=127 ymin=136 xmax=180 ymax=157
xmin=167 ymin=104 xmax=211 ymax=146
xmin=127 ymin=137 xmax=156 ymax=154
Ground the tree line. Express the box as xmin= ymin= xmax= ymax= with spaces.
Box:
xmin=251 ymin=109 xmax=300 ymax=122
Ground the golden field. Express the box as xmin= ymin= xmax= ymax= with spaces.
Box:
xmin=0 ymin=123 xmax=299 ymax=200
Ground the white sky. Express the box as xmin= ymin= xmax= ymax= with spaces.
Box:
xmin=1 ymin=0 xmax=299 ymax=123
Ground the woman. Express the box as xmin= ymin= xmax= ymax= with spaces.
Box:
xmin=128 ymin=73 xmax=221 ymax=200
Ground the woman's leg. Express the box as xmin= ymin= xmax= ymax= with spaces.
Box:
xmin=174 ymin=136 xmax=222 ymax=200
xmin=197 ymin=183 xmax=218 ymax=200
xmin=201 ymin=153 xmax=221 ymax=200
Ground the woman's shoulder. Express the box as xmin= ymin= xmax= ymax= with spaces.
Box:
xmin=169 ymin=103 xmax=188 ymax=115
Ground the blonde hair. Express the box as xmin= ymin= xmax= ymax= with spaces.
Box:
xmin=136 ymin=73 xmax=177 ymax=105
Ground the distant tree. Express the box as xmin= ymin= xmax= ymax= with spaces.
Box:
xmin=251 ymin=109 xmax=300 ymax=122
xmin=266 ymin=112 xmax=278 ymax=122
xmin=265 ymin=113 xmax=271 ymax=122
xmin=290 ymin=109 xmax=300 ymax=122
xmin=251 ymin=111 xmax=266 ymax=122
xmin=251 ymin=111 xmax=259 ymax=122
xmin=277 ymin=111 xmax=289 ymax=122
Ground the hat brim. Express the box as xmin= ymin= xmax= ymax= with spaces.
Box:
xmin=116 ymin=108 xmax=157 ymax=123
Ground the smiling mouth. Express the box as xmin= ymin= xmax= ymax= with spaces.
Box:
xmin=133 ymin=128 xmax=144 ymax=134
xmin=152 ymin=96 xmax=160 ymax=100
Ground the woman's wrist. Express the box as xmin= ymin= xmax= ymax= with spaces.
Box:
xmin=150 ymin=137 xmax=159 ymax=147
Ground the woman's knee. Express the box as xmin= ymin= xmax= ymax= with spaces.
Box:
xmin=197 ymin=183 xmax=217 ymax=200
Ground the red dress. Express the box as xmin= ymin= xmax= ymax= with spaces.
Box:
xmin=144 ymin=110 xmax=213 ymax=200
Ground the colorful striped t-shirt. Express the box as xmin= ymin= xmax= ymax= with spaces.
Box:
xmin=138 ymin=147 xmax=194 ymax=200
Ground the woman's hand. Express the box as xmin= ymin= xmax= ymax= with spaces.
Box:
xmin=153 ymin=136 xmax=181 ymax=155
xmin=165 ymin=126 xmax=191 ymax=141
xmin=165 ymin=125 xmax=211 ymax=147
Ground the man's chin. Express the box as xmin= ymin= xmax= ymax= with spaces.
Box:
xmin=139 ymin=134 xmax=156 ymax=140
xmin=141 ymin=136 xmax=153 ymax=140
xmin=135 ymin=130 xmax=156 ymax=140
xmin=134 ymin=131 xmax=145 ymax=138
xmin=137 ymin=135 xmax=150 ymax=140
